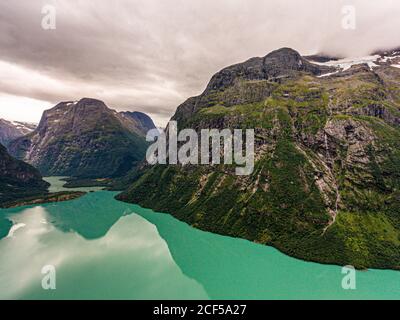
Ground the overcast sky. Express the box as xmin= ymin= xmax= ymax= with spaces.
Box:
xmin=0 ymin=0 xmax=399 ymax=127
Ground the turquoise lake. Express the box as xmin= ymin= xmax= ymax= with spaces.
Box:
xmin=0 ymin=178 xmax=400 ymax=300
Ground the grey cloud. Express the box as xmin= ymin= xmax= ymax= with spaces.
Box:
xmin=0 ymin=0 xmax=399 ymax=126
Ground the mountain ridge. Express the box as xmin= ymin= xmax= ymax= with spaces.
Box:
xmin=9 ymin=98 xmax=150 ymax=179
xmin=0 ymin=118 xmax=36 ymax=147
xmin=117 ymin=47 xmax=400 ymax=269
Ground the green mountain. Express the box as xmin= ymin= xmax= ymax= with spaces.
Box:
xmin=0 ymin=143 xmax=49 ymax=205
xmin=117 ymin=48 xmax=400 ymax=269
xmin=9 ymin=98 xmax=149 ymax=179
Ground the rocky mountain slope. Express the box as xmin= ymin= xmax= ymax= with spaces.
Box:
xmin=0 ymin=143 xmax=49 ymax=205
xmin=117 ymin=48 xmax=400 ymax=269
xmin=0 ymin=118 xmax=36 ymax=147
xmin=9 ymin=98 xmax=149 ymax=179
xmin=119 ymin=111 xmax=156 ymax=136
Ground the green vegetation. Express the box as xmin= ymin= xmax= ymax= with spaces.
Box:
xmin=9 ymin=99 xmax=149 ymax=179
xmin=1 ymin=191 xmax=86 ymax=209
xmin=117 ymin=62 xmax=400 ymax=269
xmin=0 ymin=143 xmax=50 ymax=206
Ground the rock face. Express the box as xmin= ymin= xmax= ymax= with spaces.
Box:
xmin=9 ymin=98 xmax=149 ymax=179
xmin=0 ymin=119 xmax=36 ymax=147
xmin=173 ymin=48 xmax=335 ymax=124
xmin=117 ymin=48 xmax=400 ymax=269
xmin=119 ymin=111 xmax=156 ymax=136
xmin=0 ymin=143 xmax=49 ymax=206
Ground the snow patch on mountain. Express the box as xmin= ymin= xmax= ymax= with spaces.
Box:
xmin=317 ymin=71 xmax=340 ymax=78
xmin=379 ymin=55 xmax=400 ymax=63
xmin=313 ymin=55 xmax=380 ymax=72
xmin=11 ymin=121 xmax=36 ymax=133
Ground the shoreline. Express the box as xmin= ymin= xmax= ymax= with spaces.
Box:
xmin=114 ymin=194 xmax=400 ymax=272
xmin=0 ymin=191 xmax=86 ymax=209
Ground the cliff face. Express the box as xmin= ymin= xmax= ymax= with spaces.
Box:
xmin=172 ymin=48 xmax=335 ymax=124
xmin=117 ymin=48 xmax=400 ymax=269
xmin=9 ymin=98 xmax=149 ymax=179
xmin=0 ymin=143 xmax=49 ymax=205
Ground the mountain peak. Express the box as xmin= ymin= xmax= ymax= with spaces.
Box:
xmin=53 ymin=98 xmax=108 ymax=110
xmin=9 ymin=98 xmax=150 ymax=179
xmin=265 ymin=47 xmax=301 ymax=59
xmin=77 ymin=97 xmax=107 ymax=106
xmin=173 ymin=47 xmax=335 ymax=122
xmin=204 ymin=47 xmax=334 ymax=93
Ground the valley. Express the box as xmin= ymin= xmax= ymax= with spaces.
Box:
xmin=1 ymin=47 xmax=400 ymax=273
xmin=2 ymin=0 xmax=400 ymax=302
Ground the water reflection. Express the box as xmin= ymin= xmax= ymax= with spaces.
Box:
xmin=0 ymin=193 xmax=208 ymax=300
xmin=1 ymin=191 xmax=400 ymax=300
xmin=45 ymin=192 xmax=129 ymax=239
xmin=133 ymin=205 xmax=400 ymax=300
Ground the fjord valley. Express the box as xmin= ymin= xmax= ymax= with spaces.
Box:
xmin=1 ymin=45 xmax=400 ymax=300
xmin=0 ymin=98 xmax=155 ymax=207
xmin=2 ymin=0 xmax=400 ymax=303
xmin=0 ymin=137 xmax=88 ymax=210
xmin=118 ymin=47 xmax=400 ymax=270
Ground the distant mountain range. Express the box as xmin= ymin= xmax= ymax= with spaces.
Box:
xmin=118 ymin=47 xmax=400 ymax=269
xmin=0 ymin=119 xmax=36 ymax=147
xmin=8 ymin=98 xmax=155 ymax=179
xmin=0 ymin=98 xmax=157 ymax=206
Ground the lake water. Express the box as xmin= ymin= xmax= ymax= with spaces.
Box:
xmin=43 ymin=176 xmax=104 ymax=193
xmin=0 ymin=178 xmax=400 ymax=300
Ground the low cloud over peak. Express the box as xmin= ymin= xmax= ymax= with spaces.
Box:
xmin=0 ymin=0 xmax=399 ymax=126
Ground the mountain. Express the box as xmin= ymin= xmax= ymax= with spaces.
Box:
xmin=117 ymin=48 xmax=400 ymax=269
xmin=0 ymin=118 xmax=36 ymax=147
xmin=119 ymin=111 xmax=156 ymax=137
xmin=0 ymin=143 xmax=49 ymax=205
xmin=372 ymin=46 xmax=400 ymax=57
xmin=304 ymin=54 xmax=342 ymax=63
xmin=9 ymin=98 xmax=149 ymax=179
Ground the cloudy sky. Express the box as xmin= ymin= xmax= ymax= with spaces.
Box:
xmin=0 ymin=0 xmax=399 ymax=127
